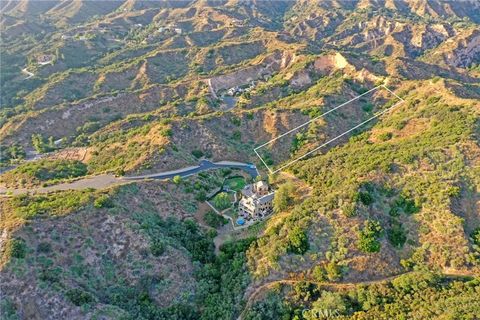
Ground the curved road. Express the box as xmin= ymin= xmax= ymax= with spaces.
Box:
xmin=0 ymin=160 xmax=258 ymax=196
xmin=125 ymin=160 xmax=258 ymax=180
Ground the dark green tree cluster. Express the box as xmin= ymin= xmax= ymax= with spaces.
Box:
xmin=204 ymin=210 xmax=228 ymax=228
xmin=357 ymin=220 xmax=383 ymax=253
xmin=248 ymin=273 xmax=479 ymax=319
xmin=287 ymin=226 xmax=309 ymax=254
xmin=387 ymin=221 xmax=407 ymax=248
xmin=6 ymin=238 xmax=27 ymax=259
xmin=31 ymin=133 xmax=56 ymax=153
xmin=471 ymin=228 xmax=480 ymax=246
xmin=196 ymin=238 xmax=256 ymax=319
xmin=273 ymin=182 xmax=296 ymax=213
xmin=0 ymin=143 xmax=25 ymax=163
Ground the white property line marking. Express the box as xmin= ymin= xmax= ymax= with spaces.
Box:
xmin=254 ymin=85 xmax=381 ymax=149
xmin=254 ymin=85 xmax=405 ymax=174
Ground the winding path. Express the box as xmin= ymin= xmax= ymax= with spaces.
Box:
xmin=0 ymin=160 xmax=258 ymax=196
xmin=238 ymin=270 xmax=477 ymax=320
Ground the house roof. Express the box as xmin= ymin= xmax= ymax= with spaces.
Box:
xmin=241 ymin=182 xmax=274 ymax=203
xmin=255 ymin=181 xmax=267 ymax=188
xmin=257 ymin=193 xmax=274 ymax=204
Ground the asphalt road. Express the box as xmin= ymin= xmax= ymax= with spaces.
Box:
xmin=0 ymin=160 xmax=258 ymax=195
xmin=125 ymin=160 xmax=258 ymax=180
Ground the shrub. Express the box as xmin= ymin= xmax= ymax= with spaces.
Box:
xmin=232 ymin=131 xmax=241 ymax=141
xmin=173 ymin=175 xmax=182 ymax=184
xmin=356 ymin=191 xmax=374 ymax=206
xmin=93 ymin=195 xmax=114 ymax=208
xmin=39 ymin=267 xmax=62 ymax=283
xmin=37 ymin=242 xmax=52 ymax=253
xmin=220 ymin=168 xmax=232 ymax=177
xmin=387 ymin=223 xmax=407 ymax=248
xmin=160 ymin=128 xmax=172 ymax=137
xmin=150 ymin=240 xmax=166 ymax=256
xmin=191 ymin=149 xmax=204 ymax=158
xmin=358 ymin=234 xmax=381 ymax=253
xmin=471 ymin=228 xmax=480 ymax=246
xmin=378 ymin=132 xmax=393 ymax=141
xmin=7 ymin=238 xmax=27 ymax=259
xmin=0 ymin=143 xmax=25 ymax=163
xmin=362 ymin=103 xmax=373 ymax=112
xmin=31 ymin=133 xmax=54 ymax=153
xmin=312 ymin=291 xmax=347 ymax=314
xmin=65 ymin=288 xmax=94 ymax=306
xmin=12 ymin=190 xmax=94 ymax=219
xmin=312 ymin=265 xmax=326 ymax=282
xmin=341 ymin=202 xmax=356 ymax=217
xmin=394 ymin=196 xmax=420 ymax=215
xmin=0 ymin=159 xmax=88 ymax=187
xmin=230 ymin=116 xmax=241 ymax=126
xmin=195 ymin=190 xmax=207 ymax=202
xmin=291 ymin=132 xmax=307 ymax=154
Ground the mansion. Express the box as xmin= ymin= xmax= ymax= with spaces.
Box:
xmin=238 ymin=181 xmax=274 ymax=220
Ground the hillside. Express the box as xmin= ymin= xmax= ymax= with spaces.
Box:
xmin=1 ymin=1 xmax=479 ymax=319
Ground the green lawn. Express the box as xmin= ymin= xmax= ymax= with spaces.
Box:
xmin=224 ymin=176 xmax=246 ymax=191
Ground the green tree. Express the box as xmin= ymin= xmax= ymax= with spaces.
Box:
xmin=391 ymin=271 xmax=438 ymax=293
xmin=355 ymin=191 xmax=374 ymax=206
xmin=273 ymin=182 xmax=295 ymax=213
xmin=7 ymin=238 xmax=27 ymax=259
xmin=312 ymin=291 xmax=347 ymax=314
xmin=312 ymin=265 xmax=326 ymax=282
xmin=32 ymin=134 xmax=47 ymax=153
xmin=325 ymin=261 xmax=342 ymax=281
xmin=387 ymin=222 xmax=407 ymax=248
xmin=287 ymin=226 xmax=309 ymax=254
xmin=9 ymin=143 xmax=26 ymax=160
xmin=150 ymin=240 xmax=166 ymax=256
xmin=358 ymin=220 xmax=382 ymax=253
xmin=191 ymin=150 xmax=204 ymax=158
xmin=204 ymin=211 xmax=228 ymax=228
xmin=173 ymin=175 xmax=182 ymax=184
xmin=213 ymin=192 xmax=230 ymax=210
xmin=471 ymin=227 xmax=480 ymax=246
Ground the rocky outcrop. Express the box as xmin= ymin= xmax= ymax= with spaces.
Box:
xmin=207 ymin=50 xmax=295 ymax=94
xmin=313 ymin=52 xmax=353 ymax=73
xmin=444 ymin=30 xmax=480 ymax=68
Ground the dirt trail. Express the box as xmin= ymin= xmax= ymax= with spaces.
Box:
xmin=238 ymin=270 xmax=478 ymax=320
